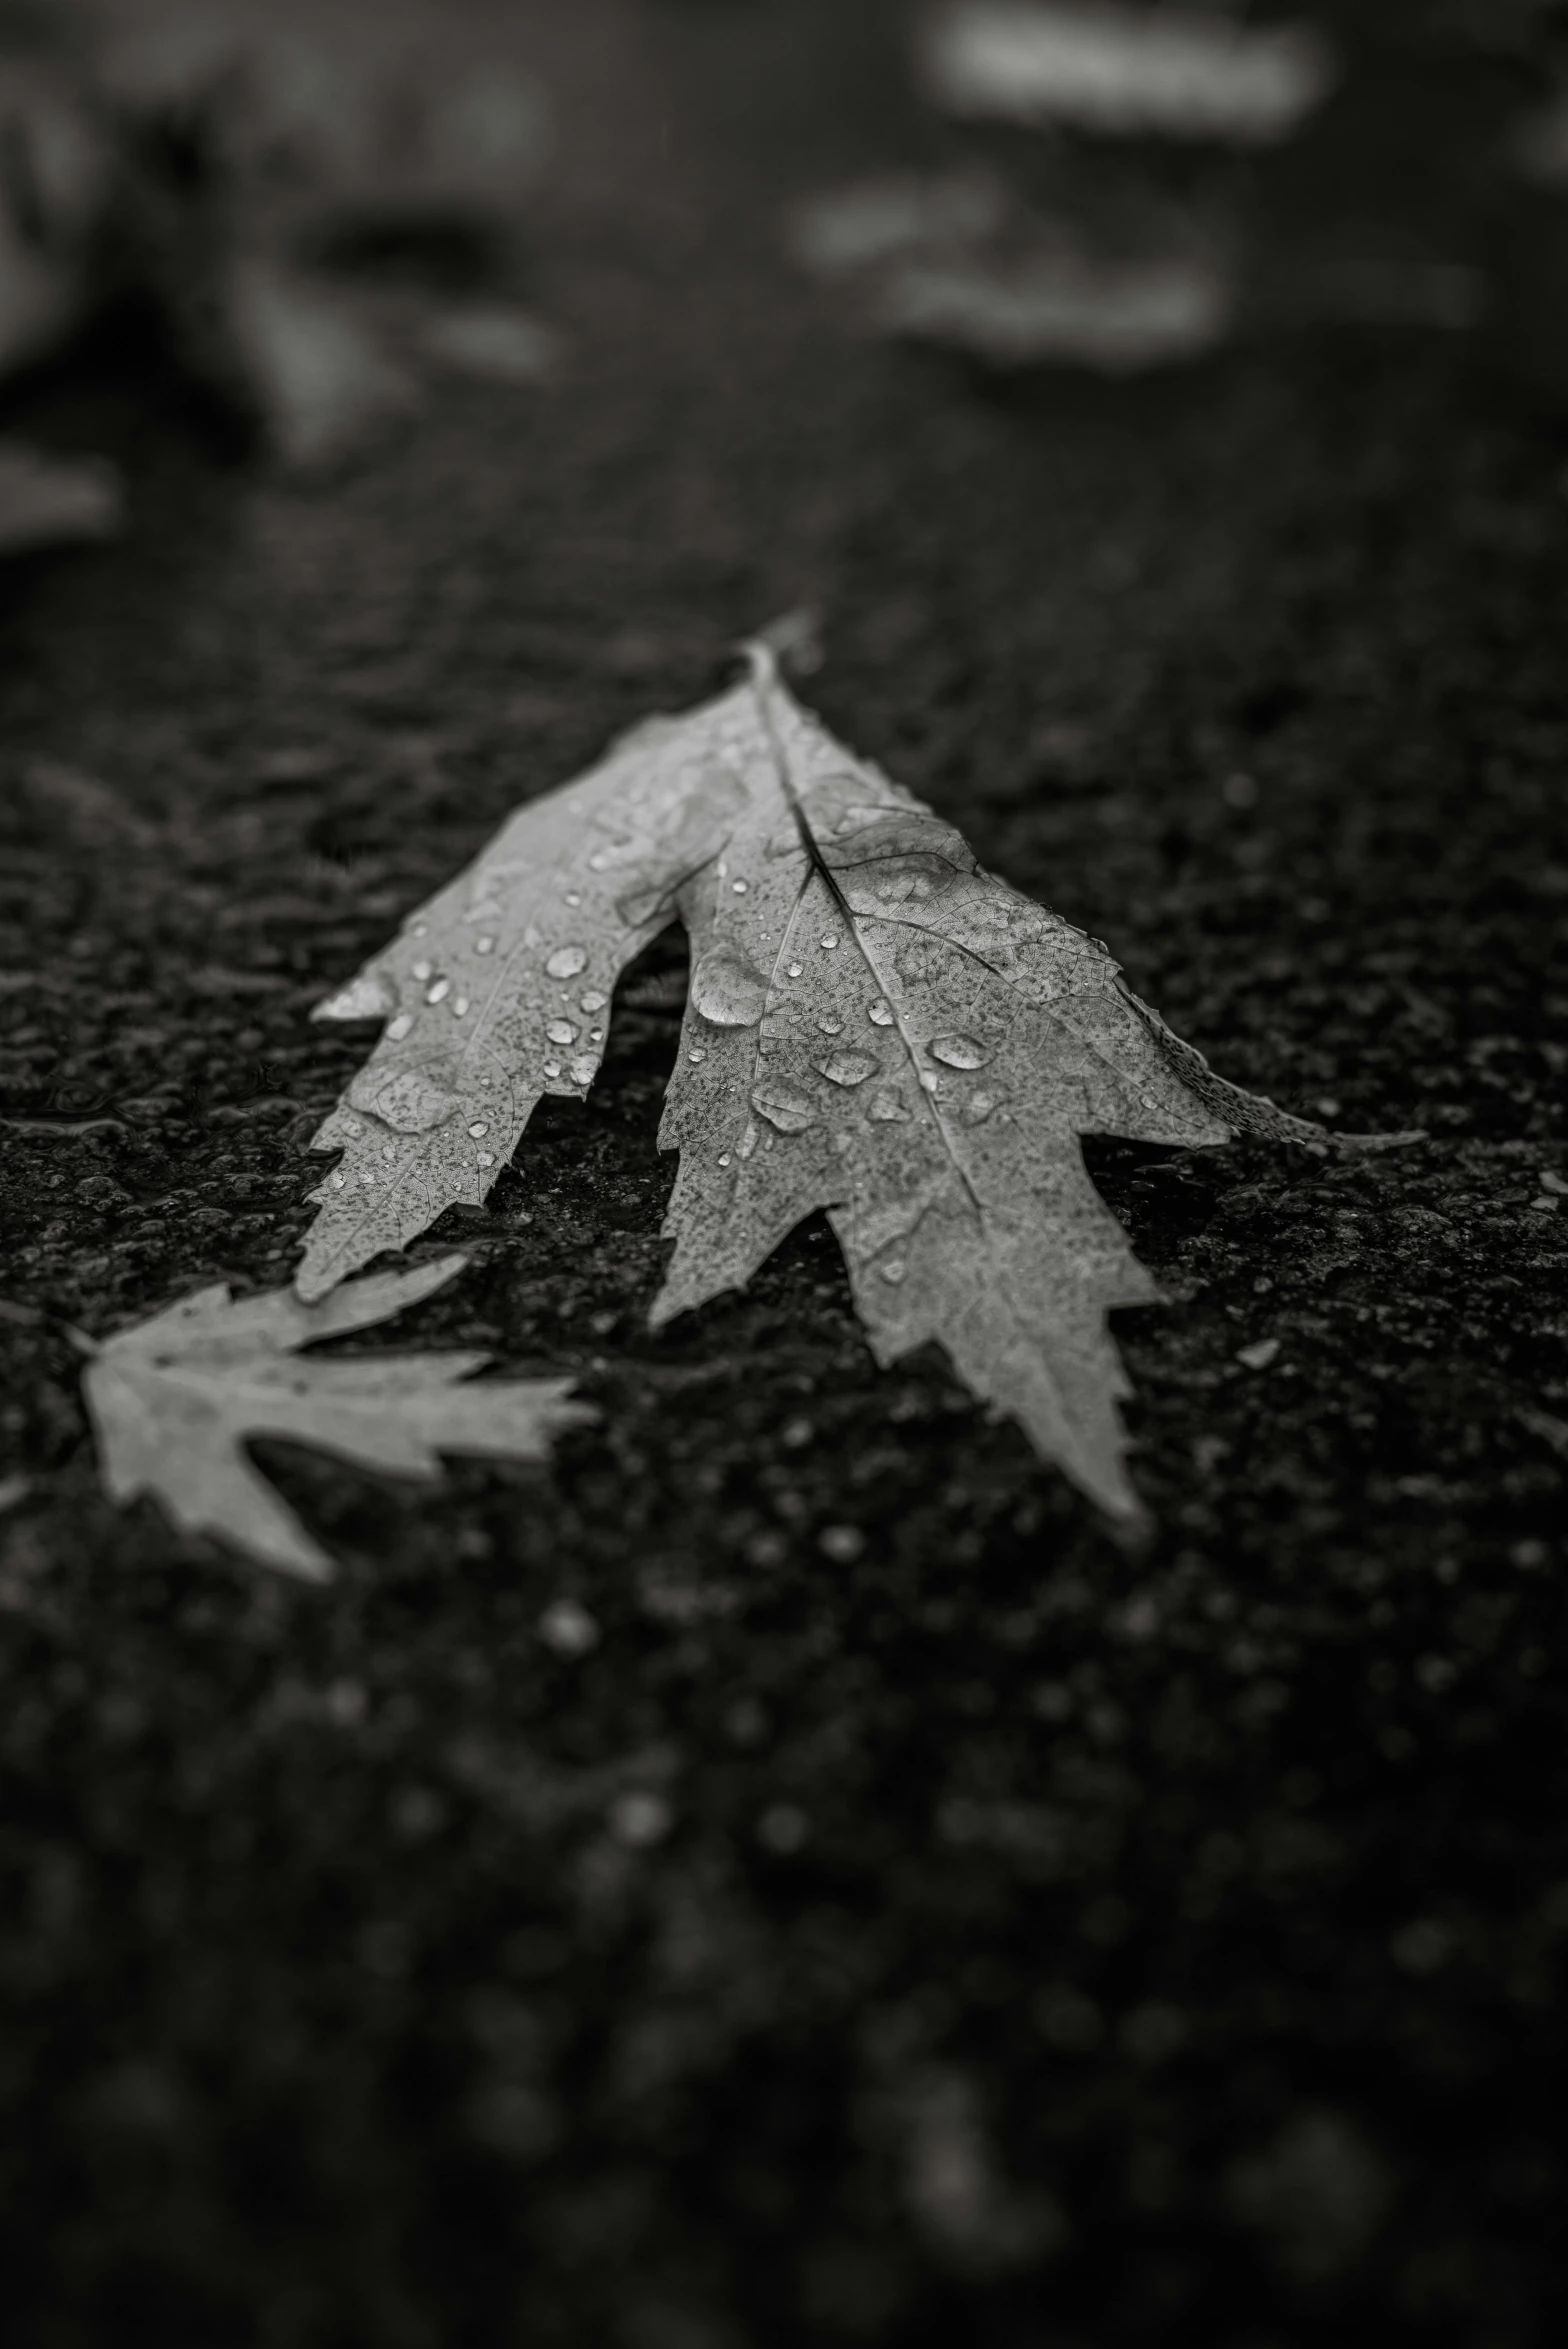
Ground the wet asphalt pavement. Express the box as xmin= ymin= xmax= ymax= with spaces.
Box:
xmin=2 ymin=4 xmax=1567 ymax=2343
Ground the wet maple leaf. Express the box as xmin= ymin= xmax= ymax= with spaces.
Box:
xmin=301 ymin=645 xmax=1410 ymax=1525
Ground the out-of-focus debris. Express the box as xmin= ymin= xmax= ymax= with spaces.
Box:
xmin=1520 ymin=1407 xmax=1568 ymax=1459
xmin=788 ymin=167 xmax=1007 ymax=280
xmin=0 ymin=52 xmax=112 ymax=378
xmin=0 ymin=439 xmax=121 ymax=556
xmin=919 ymin=2 xmax=1337 ymax=145
xmin=109 ymin=14 xmax=553 ymax=469
xmin=221 ymin=260 xmax=419 ymax=475
xmin=791 ymin=166 xmax=1490 ymax=368
xmin=0 ymin=10 xmax=555 ymax=479
xmin=879 ymin=240 xmax=1231 ymax=368
xmin=422 ymin=301 xmax=564 ymax=385
xmin=92 ymin=16 xmax=549 ymax=245
xmin=789 ymin=168 xmax=1233 ymax=371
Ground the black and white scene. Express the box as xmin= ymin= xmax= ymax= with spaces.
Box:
xmin=2 ymin=3 xmax=1566 ymax=2345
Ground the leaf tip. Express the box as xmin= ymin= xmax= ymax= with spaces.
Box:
xmin=743 ymin=605 xmax=824 ymax=682
xmin=291 ymin=1257 xmax=338 ymax=1306
xmin=312 ymin=974 xmax=397 ymax=1024
xmin=402 ymin=1250 xmax=473 ymax=1304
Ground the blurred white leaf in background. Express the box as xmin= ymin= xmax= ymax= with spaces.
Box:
xmin=0 ymin=54 xmax=112 ymax=379
xmin=221 ymin=260 xmax=421 ymax=476
xmin=789 ymin=168 xmax=1233 ymax=371
xmin=788 ymin=167 xmax=1008 ymax=280
xmin=920 ymin=2 xmax=1337 ymax=145
xmin=422 ymin=302 xmax=565 ymax=386
xmin=878 ymin=240 xmax=1232 ymax=368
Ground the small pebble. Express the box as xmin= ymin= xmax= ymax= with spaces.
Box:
xmin=538 ymin=1598 xmax=600 ymax=1655
xmin=610 ymin=1790 xmax=673 ymax=1848
xmin=757 ymin=1803 xmax=810 ymax=1854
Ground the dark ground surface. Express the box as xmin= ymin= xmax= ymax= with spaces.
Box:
xmin=2 ymin=3 xmax=1568 ymax=2344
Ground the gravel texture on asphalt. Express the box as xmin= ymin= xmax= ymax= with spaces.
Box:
xmin=1 ymin=4 xmax=1566 ymax=2344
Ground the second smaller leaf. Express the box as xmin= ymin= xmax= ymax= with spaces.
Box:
xmin=84 ymin=1255 xmax=593 ymax=1580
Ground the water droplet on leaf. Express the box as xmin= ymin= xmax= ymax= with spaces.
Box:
xmin=868 ymin=1000 xmax=894 ymax=1026
xmin=691 ymin=945 xmax=768 ymax=1028
xmin=868 ymin=1093 xmax=910 ymax=1122
xmin=818 ymin=1051 xmax=878 ymax=1087
xmin=546 ymin=945 xmax=588 ymax=979
xmin=426 ymin=977 xmax=451 ymax=1004
xmin=821 ymin=932 xmax=839 ymax=950
xmin=930 ymin=1034 xmax=990 ymax=1070
xmin=547 ymin=1018 xmax=576 ymax=1046
xmin=477 ymin=1150 xmax=494 ymax=1167
xmin=469 ymin=1122 xmax=489 ymax=1138
xmin=751 ymin=1083 xmax=817 ymax=1135
xmin=570 ymin=1056 xmax=597 ymax=1086
xmin=386 ymin=1013 xmax=414 ymax=1042
xmin=581 ymin=990 xmax=607 ymax=1013
xmin=880 ymin=1258 xmax=908 ymax=1285
xmin=787 ymin=962 xmax=803 ymax=979
xmin=616 ymin=885 xmax=668 ymax=928
xmin=476 ymin=935 xmax=496 ymax=955
xmin=966 ymin=1093 xmax=996 ymax=1124
xmin=543 ymin=1059 xmax=561 ymax=1078
xmin=819 ymin=1016 xmax=844 ymax=1035
xmin=353 ymin=1068 xmax=463 ymax=1133
xmin=411 ymin=959 xmax=433 ymax=983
